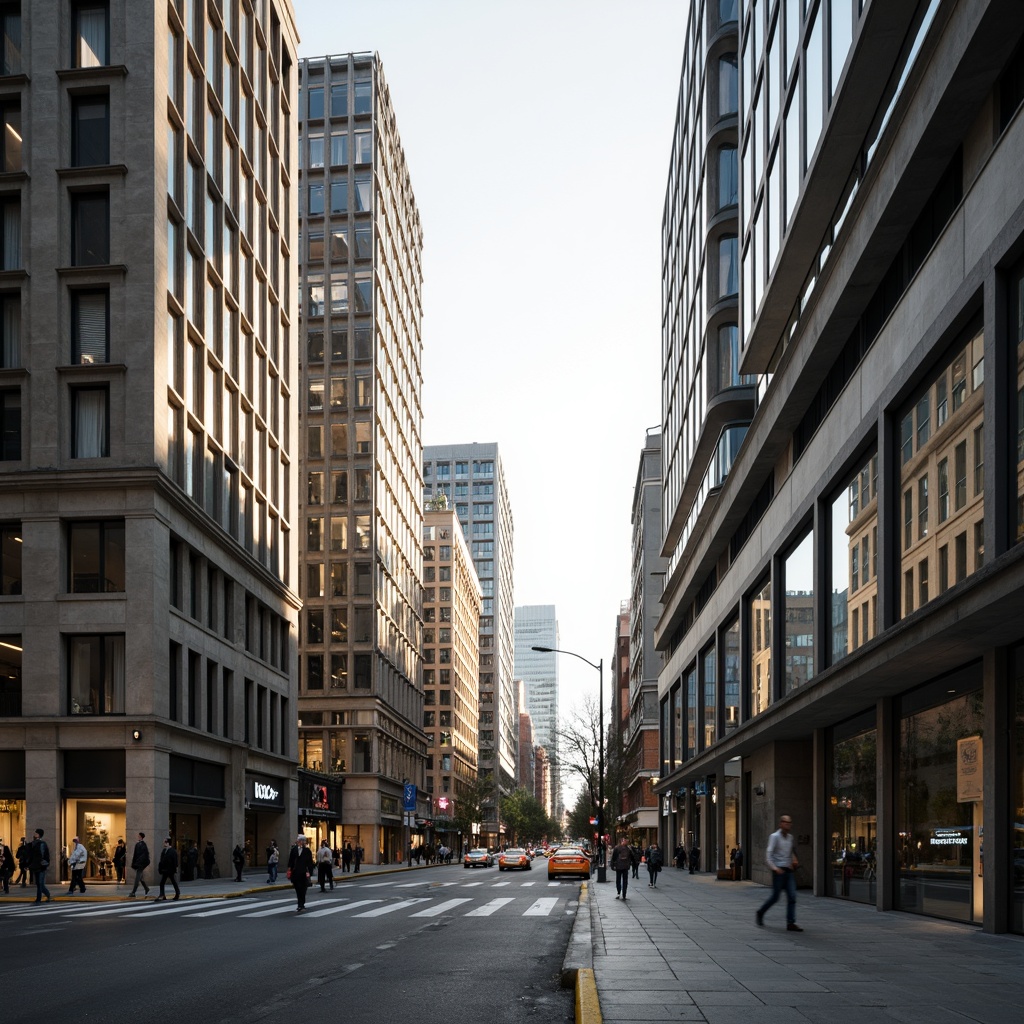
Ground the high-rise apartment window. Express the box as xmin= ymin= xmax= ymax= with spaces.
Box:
xmin=718 ymin=235 xmax=738 ymax=297
xmin=330 ymin=177 xmax=347 ymax=215
xmin=0 ymin=100 xmax=20 ymax=172
xmin=0 ymin=8 xmax=21 ymax=75
xmin=1 ymin=390 xmax=24 ymax=459
xmin=68 ymin=633 xmax=124 ymax=714
xmin=718 ymin=54 xmax=738 ymax=116
xmin=718 ymin=145 xmax=738 ymax=208
xmin=71 ymin=191 xmax=109 ymax=265
xmin=307 ymin=133 xmax=323 ymax=169
xmin=308 ymin=182 xmax=324 ymax=216
xmin=306 ymin=85 xmax=323 ymax=119
xmin=330 ymin=132 xmax=346 ymax=166
xmin=73 ymin=3 xmax=109 ymax=68
xmin=330 ymin=83 xmax=347 ymax=116
xmin=917 ymin=476 xmax=928 ymax=539
xmin=954 ymin=439 xmax=968 ymax=511
xmin=71 ymin=96 xmax=108 ymax=166
xmin=71 ymin=385 xmax=109 ymax=457
xmin=0 ymin=523 xmax=21 ymax=594
xmin=0 ymin=198 xmax=19 ymax=270
xmin=0 ymin=291 xmax=18 ymax=367
xmin=353 ymin=80 xmax=371 ymax=115
xmin=354 ymin=175 xmax=371 ymax=212
xmin=68 ymin=519 xmax=125 ymax=592
xmin=354 ymin=129 xmax=371 ymax=164
xmin=71 ymin=290 xmax=108 ymax=363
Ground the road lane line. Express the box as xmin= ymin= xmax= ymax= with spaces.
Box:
xmin=460 ymin=881 xmax=483 ymax=887
xmin=352 ymin=897 xmax=431 ymax=918
xmin=464 ymin=897 xmax=515 ymax=917
xmin=491 ymin=881 xmax=510 ymax=887
xmin=410 ymin=898 xmax=473 ymax=917
xmin=523 ymin=898 xmax=559 ymax=916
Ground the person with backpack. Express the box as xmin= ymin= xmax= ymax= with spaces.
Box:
xmin=28 ymin=828 xmax=51 ymax=903
xmin=645 ymin=841 xmax=664 ymax=888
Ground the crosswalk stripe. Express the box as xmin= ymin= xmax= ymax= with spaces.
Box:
xmin=461 ymin=881 xmax=483 ymax=888
xmin=522 ymin=881 xmax=536 ymax=886
xmin=362 ymin=882 xmax=397 ymax=888
xmin=492 ymin=881 xmax=510 ymax=887
xmin=396 ymin=882 xmax=426 ymax=888
xmin=303 ymin=899 xmax=382 ymax=918
xmin=524 ymin=898 xmax=559 ymax=916
xmin=240 ymin=899 xmax=313 ymax=918
xmin=352 ymin=898 xmax=431 ymax=918
xmin=186 ymin=900 xmax=268 ymax=917
xmin=464 ymin=897 xmax=515 ymax=917
xmin=410 ymin=898 xmax=473 ymax=918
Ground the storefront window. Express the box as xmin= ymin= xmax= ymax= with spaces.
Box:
xmin=784 ymin=531 xmax=814 ymax=693
xmin=897 ymin=669 xmax=984 ymax=923
xmin=829 ymin=712 xmax=877 ymax=903
xmin=830 ymin=451 xmax=878 ymax=662
xmin=749 ymin=577 xmax=771 ymax=716
xmin=1012 ymin=260 xmax=1024 ymax=541
xmin=1012 ymin=645 xmax=1024 ymax=933
xmin=900 ymin=320 xmax=985 ymax=618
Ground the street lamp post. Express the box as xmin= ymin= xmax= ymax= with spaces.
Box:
xmin=532 ymin=644 xmax=607 ymax=883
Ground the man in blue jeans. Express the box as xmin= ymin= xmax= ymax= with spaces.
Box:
xmin=28 ymin=828 xmax=51 ymax=903
xmin=756 ymin=814 xmax=802 ymax=931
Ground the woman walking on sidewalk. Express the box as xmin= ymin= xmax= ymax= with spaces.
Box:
xmin=645 ymin=842 xmax=664 ymax=887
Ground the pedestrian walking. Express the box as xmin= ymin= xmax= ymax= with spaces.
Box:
xmin=0 ymin=839 xmax=13 ymax=894
xmin=112 ymin=838 xmax=127 ymax=884
xmin=317 ymin=839 xmax=334 ymax=890
xmin=66 ymin=836 xmax=88 ymax=894
xmin=342 ymin=842 xmax=353 ymax=873
xmin=610 ymin=837 xmax=632 ymax=900
xmin=674 ymin=843 xmax=685 ymax=869
xmin=185 ymin=840 xmax=199 ymax=881
xmin=756 ymin=814 xmax=802 ymax=931
xmin=14 ymin=837 xmax=29 ymax=887
xmin=129 ymin=832 xmax=151 ymax=897
xmin=732 ymin=843 xmax=744 ymax=880
xmin=646 ymin=841 xmax=664 ymax=887
xmin=287 ymin=833 xmax=315 ymax=912
xmin=354 ymin=844 xmax=363 ymax=872
xmin=28 ymin=828 xmax=51 ymax=903
xmin=630 ymin=842 xmax=641 ymax=879
xmin=232 ymin=843 xmax=246 ymax=882
xmin=155 ymin=838 xmax=181 ymax=900
xmin=688 ymin=842 xmax=700 ymax=874
xmin=266 ymin=840 xmax=280 ymax=883
xmin=202 ymin=840 xmax=216 ymax=879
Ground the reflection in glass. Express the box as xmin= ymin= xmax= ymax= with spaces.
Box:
xmin=750 ymin=578 xmax=771 ymax=716
xmin=724 ymin=619 xmax=740 ymax=733
xmin=784 ymin=531 xmax=814 ymax=694
xmin=832 ymin=452 xmax=877 ymax=661
xmin=829 ymin=715 xmax=877 ymax=903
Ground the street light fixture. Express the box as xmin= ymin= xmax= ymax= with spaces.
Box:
xmin=532 ymin=644 xmax=607 ymax=883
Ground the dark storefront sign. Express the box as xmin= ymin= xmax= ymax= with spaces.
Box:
xmin=0 ymin=749 xmax=24 ymax=793
xmin=246 ymin=772 xmax=286 ymax=812
xmin=297 ymin=769 xmax=342 ymax=822
xmin=64 ymin=750 xmax=126 ymax=794
xmin=169 ymin=754 xmax=225 ymax=806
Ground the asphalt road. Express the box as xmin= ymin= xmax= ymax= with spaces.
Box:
xmin=0 ymin=868 xmax=577 ymax=1022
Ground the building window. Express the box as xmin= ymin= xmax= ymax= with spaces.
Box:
xmin=306 ymin=85 xmax=323 ymax=119
xmin=918 ymin=558 xmax=929 ymax=606
xmin=784 ymin=531 xmax=815 ymax=694
xmin=718 ymin=53 xmax=738 ymax=116
xmin=718 ymin=145 xmax=738 ymax=208
xmin=68 ymin=633 xmax=124 ymax=714
xmin=71 ymin=385 xmax=109 ymax=457
xmin=0 ymin=100 xmax=20 ymax=172
xmin=0 ymin=387 xmax=18 ymax=460
xmin=954 ymin=439 xmax=967 ymax=511
xmin=0 ymin=291 xmax=18 ymax=367
xmin=917 ymin=475 xmax=928 ymax=539
xmin=354 ymin=80 xmax=371 ymax=115
xmin=0 ymin=197 xmax=19 ymax=269
xmin=718 ymin=235 xmax=738 ymax=297
xmin=0 ymin=522 xmax=18 ymax=595
xmin=71 ymin=95 xmax=109 ymax=166
xmin=68 ymin=519 xmax=124 ymax=593
xmin=0 ymin=7 xmax=20 ymax=76
xmin=0 ymin=631 xmax=20 ymax=715
xmin=71 ymin=290 xmax=108 ymax=363
xmin=71 ymin=191 xmax=109 ymax=265
xmin=937 ymin=459 xmax=949 ymax=523
xmin=73 ymin=2 xmax=109 ymax=68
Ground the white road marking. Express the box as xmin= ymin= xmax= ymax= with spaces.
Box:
xmin=524 ymin=898 xmax=559 ymax=916
xmin=303 ymin=899 xmax=383 ymax=918
xmin=410 ymin=898 xmax=474 ymax=917
xmin=491 ymin=881 xmax=511 ymax=887
xmin=352 ymin=898 xmax=431 ymax=918
xmin=464 ymin=897 xmax=515 ymax=917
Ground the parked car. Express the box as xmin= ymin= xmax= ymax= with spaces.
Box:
xmin=498 ymin=848 xmax=532 ymax=871
xmin=464 ymin=848 xmax=493 ymax=869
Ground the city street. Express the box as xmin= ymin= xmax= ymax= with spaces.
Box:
xmin=0 ymin=869 xmax=577 ymax=1021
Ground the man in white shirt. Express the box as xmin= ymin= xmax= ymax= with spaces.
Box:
xmin=67 ymin=836 xmax=88 ymax=895
xmin=756 ymin=814 xmax=803 ymax=931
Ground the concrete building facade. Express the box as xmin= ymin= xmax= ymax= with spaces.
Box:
xmin=0 ymin=0 xmax=302 ymax=872
xmin=296 ymin=52 xmax=426 ymax=865
xmin=655 ymin=0 xmax=1024 ymax=934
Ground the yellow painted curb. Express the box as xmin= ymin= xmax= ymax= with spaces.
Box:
xmin=576 ymin=968 xmax=601 ymax=1024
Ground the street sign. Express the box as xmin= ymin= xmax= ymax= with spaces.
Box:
xmin=403 ymin=782 xmax=417 ymax=812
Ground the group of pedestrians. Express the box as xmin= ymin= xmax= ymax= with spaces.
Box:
xmin=610 ymin=837 xmax=665 ymax=899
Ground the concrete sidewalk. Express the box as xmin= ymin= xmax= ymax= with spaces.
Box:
xmin=3 ymin=860 xmax=451 ymax=902
xmin=582 ymin=865 xmax=1024 ymax=1024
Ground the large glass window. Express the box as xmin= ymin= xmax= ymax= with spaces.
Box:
xmin=829 ymin=712 xmax=877 ymax=904
xmin=0 ymin=291 xmax=19 ymax=368
xmin=72 ymin=386 xmax=108 ymax=457
xmin=702 ymin=645 xmax=717 ymax=749
xmin=723 ymin=618 xmax=740 ymax=733
xmin=784 ymin=531 xmax=814 ymax=693
xmin=717 ymin=145 xmax=738 ymax=209
xmin=0 ymin=197 xmax=19 ymax=270
xmin=68 ymin=633 xmax=125 ymax=714
xmin=0 ymin=100 xmax=20 ymax=172
xmin=68 ymin=519 xmax=125 ymax=592
xmin=898 ymin=671 xmax=983 ymax=924
xmin=72 ymin=290 xmax=108 ymax=363
xmin=0 ymin=632 xmax=20 ymax=715
xmin=830 ymin=452 xmax=877 ymax=662
xmin=0 ymin=522 xmax=20 ymax=595
xmin=72 ymin=96 xmax=108 ymax=166
xmin=71 ymin=191 xmax=109 ymax=265
xmin=750 ymin=577 xmax=771 ymax=716
xmin=672 ymin=683 xmax=682 ymax=771
xmin=718 ymin=235 xmax=738 ymax=297
xmin=73 ymin=3 xmax=108 ymax=68
xmin=718 ymin=53 xmax=738 ymax=116
xmin=0 ymin=387 xmax=18 ymax=459
xmin=0 ymin=8 xmax=21 ymax=76
xmin=900 ymin=322 xmax=985 ymax=618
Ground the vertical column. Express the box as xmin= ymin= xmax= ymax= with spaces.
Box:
xmin=812 ymin=727 xmax=828 ymax=896
xmin=876 ymin=696 xmax=896 ymax=911
xmin=983 ymin=645 xmax=1010 ymax=934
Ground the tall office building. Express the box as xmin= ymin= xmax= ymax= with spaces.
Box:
xmin=654 ymin=0 xmax=1024 ymax=934
xmin=422 ymin=504 xmax=481 ymax=849
xmin=423 ymin=443 xmax=515 ymax=837
xmin=0 ymin=1 xmax=302 ymax=868
xmin=621 ymin=430 xmax=666 ymax=847
xmin=513 ymin=605 xmax=560 ymax=816
xmin=296 ymin=53 xmax=426 ymax=865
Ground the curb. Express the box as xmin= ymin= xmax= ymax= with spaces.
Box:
xmin=575 ymin=969 xmax=601 ymax=1024
xmin=560 ymin=881 xmax=601 ymax=1024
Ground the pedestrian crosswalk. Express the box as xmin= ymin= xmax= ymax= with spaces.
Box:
xmin=0 ymin=877 xmax=578 ymax=929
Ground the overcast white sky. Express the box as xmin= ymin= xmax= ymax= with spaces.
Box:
xmin=295 ymin=0 xmax=688 ymax=728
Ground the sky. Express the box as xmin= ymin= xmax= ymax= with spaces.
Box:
xmin=294 ymin=0 xmax=688 ymax=726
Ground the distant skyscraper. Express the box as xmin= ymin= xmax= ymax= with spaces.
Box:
xmin=423 ymin=443 xmax=515 ymax=838
xmin=297 ymin=53 xmax=425 ymax=865
xmin=514 ymin=605 xmax=560 ymax=817
xmin=0 ymin=1 xmax=302 ymax=863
